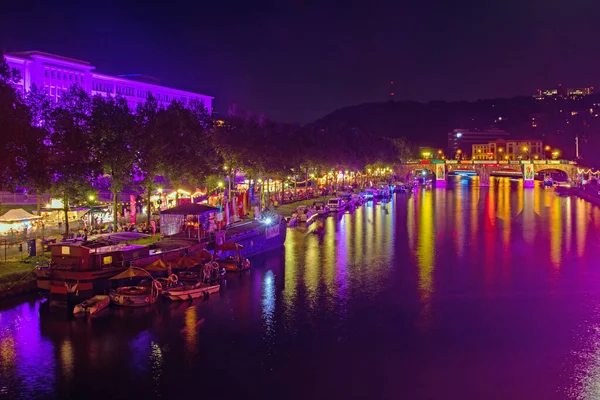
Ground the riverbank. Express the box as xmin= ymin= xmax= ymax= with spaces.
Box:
xmin=0 ymin=258 xmax=44 ymax=299
xmin=274 ymin=196 xmax=328 ymax=217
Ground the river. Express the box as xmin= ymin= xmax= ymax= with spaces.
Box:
xmin=2 ymin=178 xmax=600 ymax=399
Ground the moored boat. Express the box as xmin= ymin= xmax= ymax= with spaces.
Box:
xmin=216 ymin=242 xmax=251 ymax=272
xmin=109 ymin=286 xmax=159 ymax=307
xmin=162 ymin=282 xmax=221 ymax=301
xmin=73 ymin=295 xmax=110 ymax=316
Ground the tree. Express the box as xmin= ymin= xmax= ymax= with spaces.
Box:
xmin=160 ymin=100 xmax=219 ymax=192
xmin=22 ymin=84 xmax=54 ymax=214
xmin=134 ymin=94 xmax=166 ymax=224
xmin=91 ymin=95 xmax=136 ymax=227
xmin=47 ymin=85 xmax=97 ymax=234
xmin=0 ymin=52 xmax=32 ymax=192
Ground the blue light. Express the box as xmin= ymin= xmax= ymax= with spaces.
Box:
xmin=264 ymin=217 xmax=272 ymax=225
xmin=456 ymin=133 xmax=463 ymax=138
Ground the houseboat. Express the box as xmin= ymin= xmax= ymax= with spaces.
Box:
xmin=41 ymin=239 xmax=149 ymax=308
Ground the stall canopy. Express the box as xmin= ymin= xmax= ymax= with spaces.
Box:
xmin=160 ymin=203 xmax=218 ymax=237
xmin=160 ymin=203 xmax=218 ymax=215
xmin=0 ymin=209 xmax=42 ymax=223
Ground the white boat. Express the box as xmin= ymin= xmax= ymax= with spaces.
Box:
xmin=73 ymin=295 xmax=110 ymax=316
xmin=162 ymin=282 xmax=221 ymax=301
xmin=364 ymin=188 xmax=378 ymax=198
xmin=327 ymin=197 xmax=347 ymax=212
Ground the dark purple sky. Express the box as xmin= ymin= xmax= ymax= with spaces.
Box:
xmin=1 ymin=0 xmax=598 ymax=123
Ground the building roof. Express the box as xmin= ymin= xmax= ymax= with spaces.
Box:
xmin=160 ymin=203 xmax=218 ymax=215
xmin=7 ymin=51 xmax=92 ymax=66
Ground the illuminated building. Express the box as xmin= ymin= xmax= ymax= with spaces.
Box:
xmin=447 ymin=128 xmax=510 ymax=157
xmin=4 ymin=51 xmax=213 ymax=112
xmin=534 ymin=85 xmax=593 ymax=100
xmin=471 ymin=139 xmax=544 ymax=161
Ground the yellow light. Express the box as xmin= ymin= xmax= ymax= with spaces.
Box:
xmin=534 ymin=155 xmax=539 ymax=159
xmin=498 ymin=148 xmax=503 ymax=152
xmin=422 ymin=152 xmax=431 ymax=158
xmin=310 ymin=173 xmax=315 ymax=178
xmin=552 ymin=151 xmax=559 ymax=156
xmin=477 ymin=149 xmax=482 ymax=153
xmin=223 ymin=166 xmax=228 ymax=171
xmin=258 ymin=179 xmax=263 ymax=183
xmin=345 ymin=170 xmax=349 ymax=174
xmin=522 ymin=146 xmax=528 ymax=152
xmin=157 ymin=187 xmax=163 ymax=193
xmin=367 ymin=168 xmax=371 ymax=173
xmin=504 ymin=155 xmax=509 ymax=160
xmin=438 ymin=150 xmax=442 ymax=154
xmin=45 ymin=203 xmax=51 ymax=208
xmin=545 ymin=145 xmax=551 ymax=151
xmin=457 ymin=149 xmax=462 ymax=154
xmin=217 ymin=182 xmax=223 ymax=187
xmin=88 ymin=195 xmax=95 ymax=201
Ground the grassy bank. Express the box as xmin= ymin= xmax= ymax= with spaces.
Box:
xmin=125 ymin=234 xmax=162 ymax=246
xmin=0 ymin=256 xmax=47 ymax=297
xmin=275 ymin=196 xmax=328 ymax=217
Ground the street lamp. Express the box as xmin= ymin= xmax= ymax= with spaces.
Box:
xmin=552 ymin=150 xmax=560 ymax=160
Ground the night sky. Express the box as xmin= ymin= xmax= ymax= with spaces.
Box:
xmin=1 ymin=0 xmax=598 ymax=123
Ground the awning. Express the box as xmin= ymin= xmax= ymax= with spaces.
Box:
xmin=160 ymin=203 xmax=218 ymax=215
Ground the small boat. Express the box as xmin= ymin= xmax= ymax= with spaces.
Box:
xmin=313 ymin=201 xmax=328 ymax=215
xmin=73 ymin=295 xmax=110 ymax=316
xmin=162 ymin=281 xmax=221 ymax=301
xmin=109 ymin=267 xmax=161 ymax=307
xmin=216 ymin=242 xmax=251 ymax=272
xmin=109 ymin=286 xmax=159 ymax=307
xmin=327 ymin=197 xmax=347 ymax=212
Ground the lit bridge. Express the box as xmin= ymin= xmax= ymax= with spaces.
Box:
xmin=393 ymin=160 xmax=594 ymax=187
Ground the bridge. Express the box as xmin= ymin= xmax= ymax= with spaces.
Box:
xmin=393 ymin=160 xmax=582 ymax=187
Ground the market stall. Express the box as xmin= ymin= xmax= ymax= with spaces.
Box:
xmin=159 ymin=203 xmax=219 ymax=239
xmin=0 ymin=208 xmax=43 ymax=235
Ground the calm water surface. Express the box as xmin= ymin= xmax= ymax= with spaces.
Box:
xmin=3 ymin=179 xmax=600 ymax=399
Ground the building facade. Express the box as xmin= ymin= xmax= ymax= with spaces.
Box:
xmin=448 ymin=128 xmax=511 ymax=158
xmin=471 ymin=139 xmax=544 ymax=161
xmin=4 ymin=51 xmax=213 ymax=112
xmin=534 ymin=85 xmax=593 ymax=100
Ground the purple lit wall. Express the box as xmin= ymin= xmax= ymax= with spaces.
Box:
xmin=4 ymin=51 xmax=213 ymax=112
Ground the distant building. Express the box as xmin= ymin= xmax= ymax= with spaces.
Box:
xmin=4 ymin=51 xmax=213 ymax=112
xmin=534 ymin=85 xmax=593 ymax=100
xmin=448 ymin=128 xmax=511 ymax=157
xmin=471 ymin=139 xmax=544 ymax=161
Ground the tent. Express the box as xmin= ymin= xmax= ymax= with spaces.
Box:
xmin=110 ymin=267 xmax=151 ymax=280
xmin=160 ymin=203 xmax=219 ymax=237
xmin=190 ymin=249 xmax=213 ymax=262
xmin=217 ymin=242 xmax=244 ymax=251
xmin=173 ymin=255 xmax=199 ymax=269
xmin=0 ymin=208 xmax=42 ymax=223
xmin=144 ymin=259 xmax=168 ymax=272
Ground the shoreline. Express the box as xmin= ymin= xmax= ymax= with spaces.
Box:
xmin=3 ymin=190 xmax=599 ymax=301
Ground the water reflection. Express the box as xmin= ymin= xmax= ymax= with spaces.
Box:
xmin=1 ymin=186 xmax=600 ymax=399
xmin=416 ymin=189 xmax=434 ymax=329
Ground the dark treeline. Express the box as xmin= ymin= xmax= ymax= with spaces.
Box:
xmin=0 ymin=55 xmax=408 ymax=232
xmin=317 ymin=95 xmax=600 ymax=166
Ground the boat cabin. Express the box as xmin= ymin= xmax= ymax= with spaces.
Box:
xmin=50 ymin=241 xmax=149 ymax=271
